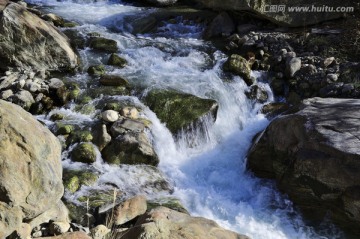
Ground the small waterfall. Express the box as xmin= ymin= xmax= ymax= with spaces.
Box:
xmin=29 ymin=0 xmax=344 ymax=238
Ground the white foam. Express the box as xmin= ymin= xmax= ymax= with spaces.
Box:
xmin=29 ymin=1 xmax=343 ymax=238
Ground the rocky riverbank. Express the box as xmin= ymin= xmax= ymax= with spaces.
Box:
xmin=1 ymin=0 xmax=359 ymax=238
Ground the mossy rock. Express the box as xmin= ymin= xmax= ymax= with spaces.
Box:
xmin=71 ymin=143 xmax=97 ymax=164
xmin=107 ymin=53 xmax=127 ymax=68
xmin=103 ymin=102 xmax=123 ymax=111
xmin=67 ymin=83 xmax=81 ymax=100
xmin=50 ymin=113 xmax=65 ymax=121
xmin=63 ymin=29 xmax=86 ymax=49
xmin=147 ymin=197 xmax=188 ymax=214
xmin=89 ymin=37 xmax=118 ymax=53
xmin=78 ymin=189 xmax=121 ymax=208
xmin=88 ymin=65 xmax=106 ymax=76
xmin=144 ymin=89 xmax=218 ymax=134
xmin=77 ymin=95 xmax=93 ymax=105
xmin=63 ymin=169 xmax=99 ymax=193
xmin=62 ymin=21 xmax=78 ymax=28
xmin=63 ymin=199 xmax=94 ymax=227
xmin=66 ymin=130 xmax=93 ymax=146
xmin=90 ymin=86 xmax=130 ymax=97
xmin=99 ymin=75 xmax=129 ymax=87
xmin=224 ymin=54 xmax=254 ymax=86
xmin=56 ymin=124 xmax=74 ymax=135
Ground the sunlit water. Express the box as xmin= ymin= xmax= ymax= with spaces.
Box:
xmin=28 ymin=0 xmax=343 ymax=238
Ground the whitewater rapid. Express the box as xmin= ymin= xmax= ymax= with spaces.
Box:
xmin=29 ymin=0 xmax=343 ymax=238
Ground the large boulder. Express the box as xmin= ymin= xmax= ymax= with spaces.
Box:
xmin=0 ymin=100 xmax=64 ymax=237
xmin=0 ymin=3 xmax=78 ymax=71
xmin=247 ymin=97 xmax=360 ymax=234
xmin=144 ymin=89 xmax=218 ymax=134
xmin=191 ymin=0 xmax=354 ymax=27
xmin=120 ymin=206 xmax=250 ymax=239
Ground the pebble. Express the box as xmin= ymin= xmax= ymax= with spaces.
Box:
xmin=102 ymin=110 xmax=119 ymax=122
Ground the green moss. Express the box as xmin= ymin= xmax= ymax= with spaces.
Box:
xmin=64 ymin=175 xmax=80 ymax=193
xmin=78 ymin=189 xmax=119 ymax=208
xmin=147 ymin=197 xmax=188 ymax=214
xmin=144 ymin=89 xmax=218 ymax=134
xmin=87 ymin=65 xmax=106 ymax=76
xmin=63 ymin=169 xmax=99 ymax=193
xmin=56 ymin=124 xmax=74 ymax=135
xmin=71 ymin=143 xmax=97 ymax=164
xmin=107 ymin=53 xmax=127 ymax=68
xmin=89 ymin=37 xmax=118 ymax=53
xmin=50 ymin=113 xmax=65 ymax=121
xmin=68 ymin=83 xmax=81 ymax=100
xmin=138 ymin=118 xmax=152 ymax=128
xmin=66 ymin=130 xmax=93 ymax=146
xmin=62 ymin=21 xmax=78 ymax=28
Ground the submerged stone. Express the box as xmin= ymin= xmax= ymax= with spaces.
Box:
xmin=88 ymin=65 xmax=106 ymax=76
xmin=99 ymin=74 xmax=129 ymax=87
xmin=89 ymin=37 xmax=118 ymax=53
xmin=107 ymin=53 xmax=127 ymax=68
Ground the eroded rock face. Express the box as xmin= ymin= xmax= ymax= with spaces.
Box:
xmin=120 ymin=206 xmax=250 ymax=239
xmin=0 ymin=3 xmax=78 ymax=71
xmin=0 ymin=100 xmax=64 ymax=237
xmin=191 ymin=0 xmax=353 ymax=27
xmin=247 ymin=97 xmax=360 ymax=234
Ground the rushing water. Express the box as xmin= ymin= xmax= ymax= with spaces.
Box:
xmin=28 ymin=0 xmax=343 ymax=238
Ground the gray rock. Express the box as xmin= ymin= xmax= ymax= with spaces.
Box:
xmin=323 ymin=57 xmax=335 ymax=67
xmin=285 ymin=57 xmax=301 ymax=78
xmin=248 ymin=97 xmax=360 ymax=234
xmin=24 ymin=82 xmax=41 ymax=93
xmin=92 ymin=123 xmax=112 ymax=151
xmin=0 ymin=89 xmax=13 ymax=99
xmin=326 ymin=73 xmax=338 ymax=82
xmin=119 ymin=207 xmax=249 ymax=239
xmin=11 ymin=90 xmax=35 ymax=110
xmin=204 ymin=12 xmax=235 ymax=39
xmin=0 ymin=72 xmax=18 ymax=90
xmin=102 ymin=131 xmax=158 ymax=166
xmin=111 ymin=119 xmax=145 ymax=135
xmin=0 ymin=100 xmax=64 ymax=237
xmin=101 ymin=110 xmax=119 ymax=123
xmin=0 ymin=3 xmax=78 ymax=71
xmin=48 ymin=78 xmax=65 ymax=90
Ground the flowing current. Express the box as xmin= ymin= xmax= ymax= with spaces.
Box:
xmin=28 ymin=0 xmax=342 ymax=238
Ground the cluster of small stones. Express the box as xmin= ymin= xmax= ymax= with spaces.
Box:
xmin=0 ymin=68 xmax=73 ymax=113
xmin=222 ymin=29 xmax=360 ymax=104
